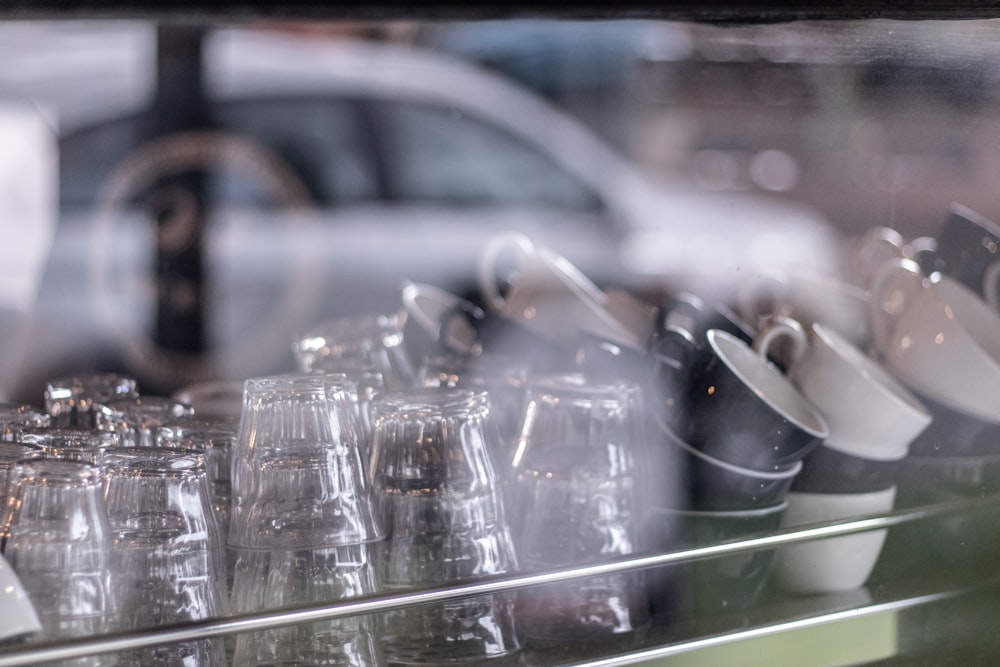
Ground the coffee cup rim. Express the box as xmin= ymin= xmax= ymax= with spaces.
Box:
xmin=707 ymin=329 xmax=829 ymax=439
xmin=650 ymin=501 xmax=788 ymax=519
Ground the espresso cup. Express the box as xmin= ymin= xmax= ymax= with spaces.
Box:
xmin=757 ymin=319 xmax=931 ymax=462
xmin=686 ymin=329 xmax=828 ymax=472
xmin=773 ymin=486 xmax=897 ymax=595
xmin=869 ymin=258 xmax=1000 ymax=425
xmin=477 ymin=232 xmax=644 ymax=351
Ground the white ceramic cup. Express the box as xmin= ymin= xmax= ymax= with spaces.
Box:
xmin=477 ymin=232 xmax=644 ymax=350
xmin=739 ymin=266 xmax=872 ymax=350
xmin=756 ymin=318 xmax=931 ymax=461
xmin=869 ymin=258 xmax=1000 ymax=424
xmin=773 ymin=486 xmax=896 ymax=595
xmin=0 ymin=549 xmax=42 ymax=643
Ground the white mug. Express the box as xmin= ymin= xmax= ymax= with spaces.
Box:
xmin=869 ymin=258 xmax=1000 ymax=424
xmin=773 ymin=486 xmax=896 ymax=595
xmin=756 ymin=318 xmax=931 ymax=461
xmin=0 ymin=552 xmax=41 ymax=643
xmin=477 ymin=233 xmax=644 ymax=350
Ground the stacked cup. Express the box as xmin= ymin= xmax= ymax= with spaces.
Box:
xmin=647 ymin=297 xmax=829 ymax=615
xmin=228 ymin=373 xmax=384 ymax=667
xmin=752 ymin=317 xmax=932 ymax=595
xmin=369 ymin=387 xmax=520 ymax=665
xmin=869 ymin=249 xmax=1000 ymax=578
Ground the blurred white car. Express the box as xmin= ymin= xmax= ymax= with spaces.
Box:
xmin=6 ymin=22 xmax=839 ymax=397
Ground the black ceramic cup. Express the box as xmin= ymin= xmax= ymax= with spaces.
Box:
xmin=920 ymin=202 xmax=1000 ymax=302
xmin=685 ymin=330 xmax=829 ymax=473
xmin=791 ymin=445 xmax=902 ymax=495
xmin=656 ymin=416 xmax=801 ymax=511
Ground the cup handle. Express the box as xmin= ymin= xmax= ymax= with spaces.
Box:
xmin=983 ymin=261 xmax=1000 ymax=313
xmin=867 ymin=257 xmax=926 ymax=354
xmin=752 ymin=315 xmax=808 ymax=372
xmin=846 ymin=226 xmax=907 ymax=290
xmin=735 ymin=270 xmax=785 ymax=330
xmin=477 ymin=232 xmax=535 ymax=313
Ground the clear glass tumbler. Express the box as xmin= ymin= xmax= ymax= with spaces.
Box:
xmin=94 ymin=395 xmax=195 ymax=447
xmin=103 ymin=447 xmax=227 ymax=666
xmin=509 ymin=373 xmax=651 ymax=645
xmin=43 ymin=372 xmax=139 ymax=428
xmin=229 ymin=373 xmax=382 ymax=550
xmin=0 ymin=402 xmax=50 ymax=441
xmin=228 ymin=373 xmax=386 ymax=666
xmin=293 ymin=313 xmax=416 ymax=391
xmin=2 ymin=459 xmax=117 ymax=666
xmin=369 ymin=387 xmax=520 ymax=665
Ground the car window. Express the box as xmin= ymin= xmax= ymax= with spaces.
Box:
xmin=370 ymin=100 xmax=605 ymax=211
xmin=212 ymin=97 xmax=378 ymax=205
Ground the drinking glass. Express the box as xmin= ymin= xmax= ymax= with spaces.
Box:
xmin=369 ymin=387 xmax=520 ymax=665
xmin=418 ymin=351 xmax=531 ymax=458
xmin=156 ymin=419 xmax=236 ymax=545
xmin=229 ymin=373 xmax=382 ymax=550
xmin=2 ymin=459 xmax=117 ymax=666
xmin=44 ymin=372 xmax=139 ymax=428
xmin=94 ymin=395 xmax=195 ymax=447
xmin=16 ymin=426 xmax=121 ymax=465
xmin=293 ymin=313 xmax=416 ymax=391
xmin=229 ymin=374 xmax=385 ymax=666
xmin=0 ymin=442 xmax=42 ymax=544
xmin=103 ymin=447 xmax=227 ymax=666
xmin=509 ymin=373 xmax=651 ymax=644
xmin=0 ymin=402 xmax=50 ymax=441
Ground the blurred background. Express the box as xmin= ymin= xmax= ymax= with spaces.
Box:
xmin=0 ymin=17 xmax=997 ymax=400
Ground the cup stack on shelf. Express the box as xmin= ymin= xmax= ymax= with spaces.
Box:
xmin=6 ymin=207 xmax=1000 ymax=661
xmin=865 ymin=204 xmax=1000 ymax=580
xmin=227 ymin=374 xmax=383 ymax=667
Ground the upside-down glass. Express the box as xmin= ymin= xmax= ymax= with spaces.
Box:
xmin=293 ymin=313 xmax=417 ymax=391
xmin=369 ymin=387 xmax=521 ymax=664
xmin=229 ymin=374 xmax=385 ymax=667
xmin=2 ymin=459 xmax=117 ymax=666
xmin=229 ymin=373 xmax=382 ymax=550
xmin=43 ymin=372 xmax=139 ymax=428
xmin=0 ymin=403 xmax=50 ymax=441
xmin=103 ymin=447 xmax=227 ymax=666
xmin=418 ymin=351 xmax=531 ymax=457
xmin=156 ymin=419 xmax=236 ymax=545
xmin=509 ymin=373 xmax=650 ymax=644
xmin=0 ymin=442 xmax=43 ymax=545
xmin=15 ymin=426 xmax=121 ymax=465
xmin=94 ymin=395 xmax=195 ymax=447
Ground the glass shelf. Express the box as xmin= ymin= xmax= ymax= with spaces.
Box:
xmin=1 ymin=494 xmax=997 ymax=667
